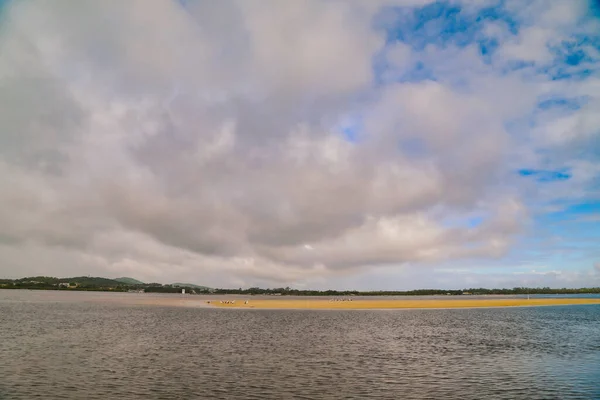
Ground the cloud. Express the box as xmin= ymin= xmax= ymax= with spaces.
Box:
xmin=0 ymin=0 xmax=598 ymax=287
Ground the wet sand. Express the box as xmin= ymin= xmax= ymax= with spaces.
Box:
xmin=209 ymin=298 xmax=600 ymax=310
xmin=45 ymin=291 xmax=598 ymax=310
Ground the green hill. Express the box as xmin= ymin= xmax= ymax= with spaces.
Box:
xmin=114 ymin=277 xmax=145 ymax=285
xmin=171 ymin=283 xmax=211 ymax=290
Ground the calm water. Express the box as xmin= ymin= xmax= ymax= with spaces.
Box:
xmin=1 ymin=291 xmax=599 ymax=399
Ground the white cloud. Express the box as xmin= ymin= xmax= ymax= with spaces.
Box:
xmin=0 ymin=0 xmax=597 ymax=288
xmin=499 ymin=27 xmax=554 ymax=64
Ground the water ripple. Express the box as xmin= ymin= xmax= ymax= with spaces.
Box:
xmin=1 ymin=291 xmax=600 ymax=399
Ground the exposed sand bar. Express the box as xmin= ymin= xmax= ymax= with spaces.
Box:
xmin=71 ymin=292 xmax=600 ymax=310
xmin=210 ymin=298 xmax=600 ymax=310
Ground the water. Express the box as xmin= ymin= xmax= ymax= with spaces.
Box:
xmin=1 ymin=290 xmax=599 ymax=399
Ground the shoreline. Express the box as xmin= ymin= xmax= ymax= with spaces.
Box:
xmin=207 ymin=298 xmax=600 ymax=310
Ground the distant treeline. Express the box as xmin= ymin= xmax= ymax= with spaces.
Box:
xmin=2 ymin=277 xmax=600 ymax=296
xmin=211 ymin=287 xmax=600 ymax=296
xmin=0 ymin=276 xmax=207 ymax=294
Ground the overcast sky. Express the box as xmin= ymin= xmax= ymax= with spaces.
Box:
xmin=0 ymin=0 xmax=599 ymax=289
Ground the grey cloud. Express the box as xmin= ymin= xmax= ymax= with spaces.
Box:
xmin=0 ymin=0 xmax=596 ymax=287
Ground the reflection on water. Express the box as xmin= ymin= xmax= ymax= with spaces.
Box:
xmin=1 ymin=290 xmax=599 ymax=399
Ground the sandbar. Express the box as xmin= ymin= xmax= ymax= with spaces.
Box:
xmin=209 ymin=298 xmax=600 ymax=310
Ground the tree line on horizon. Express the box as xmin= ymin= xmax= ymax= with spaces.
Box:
xmin=211 ymin=286 xmax=600 ymax=296
xmin=0 ymin=276 xmax=194 ymax=293
xmin=1 ymin=276 xmax=600 ymax=295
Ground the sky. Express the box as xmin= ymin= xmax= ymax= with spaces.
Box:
xmin=0 ymin=0 xmax=599 ymax=290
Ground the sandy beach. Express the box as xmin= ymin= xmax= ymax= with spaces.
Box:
xmin=208 ymin=297 xmax=600 ymax=310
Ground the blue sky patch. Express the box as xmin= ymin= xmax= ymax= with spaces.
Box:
xmin=336 ymin=116 xmax=363 ymax=143
xmin=537 ymin=96 xmax=587 ymax=111
xmin=564 ymin=202 xmax=600 ymax=215
xmin=518 ymin=168 xmax=572 ymax=182
xmin=549 ymin=67 xmax=596 ymax=81
xmin=376 ymin=0 xmax=519 ymax=51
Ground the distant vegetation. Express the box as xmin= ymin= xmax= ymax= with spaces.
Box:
xmin=1 ymin=277 xmax=599 ymax=296
xmin=0 ymin=276 xmax=212 ymax=294
xmin=210 ymin=286 xmax=600 ymax=296
xmin=172 ymin=283 xmax=212 ymax=290
xmin=114 ymin=277 xmax=145 ymax=285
